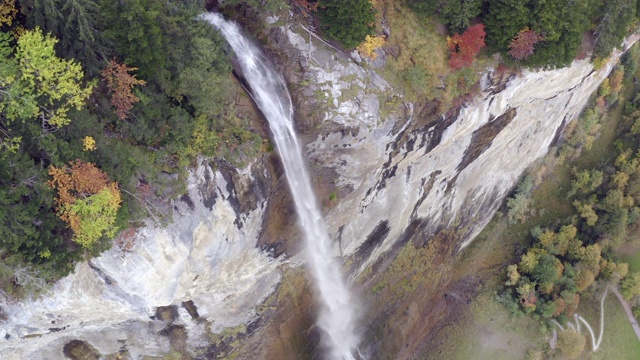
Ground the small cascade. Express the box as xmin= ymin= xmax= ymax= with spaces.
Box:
xmin=203 ymin=13 xmax=359 ymax=359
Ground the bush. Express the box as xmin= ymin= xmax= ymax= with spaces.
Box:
xmin=556 ymin=330 xmax=586 ymax=359
xmin=318 ymin=0 xmax=376 ymax=48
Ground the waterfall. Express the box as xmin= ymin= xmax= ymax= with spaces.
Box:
xmin=203 ymin=13 xmax=359 ymax=360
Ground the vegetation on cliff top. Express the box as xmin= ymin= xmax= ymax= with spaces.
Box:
xmin=408 ymin=0 xmax=638 ymax=67
xmin=0 ymin=0 xmax=262 ymax=294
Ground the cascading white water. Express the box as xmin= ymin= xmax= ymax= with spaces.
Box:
xmin=202 ymin=13 xmax=359 ymax=360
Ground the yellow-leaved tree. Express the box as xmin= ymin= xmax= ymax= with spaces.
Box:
xmin=0 ymin=27 xmax=94 ymax=129
xmin=357 ymin=35 xmax=385 ymax=60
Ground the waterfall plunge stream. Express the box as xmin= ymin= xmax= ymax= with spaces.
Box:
xmin=204 ymin=14 xmax=359 ymax=360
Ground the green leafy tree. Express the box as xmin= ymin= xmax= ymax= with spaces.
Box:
xmin=621 ymin=272 xmax=640 ymax=300
xmin=506 ymin=264 xmax=520 ymax=285
xmin=507 ymin=193 xmax=531 ymax=224
xmin=531 ymin=253 xmax=562 ymax=284
xmin=573 ymin=200 xmax=598 ymax=226
xmin=319 ymin=0 xmax=376 ymax=48
xmin=68 ymin=187 xmax=120 ymax=247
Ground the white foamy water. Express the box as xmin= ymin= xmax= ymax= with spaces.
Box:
xmin=203 ymin=13 xmax=359 ymax=359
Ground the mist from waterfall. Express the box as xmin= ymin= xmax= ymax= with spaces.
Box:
xmin=203 ymin=13 xmax=359 ymax=360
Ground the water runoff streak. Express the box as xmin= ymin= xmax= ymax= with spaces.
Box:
xmin=204 ymin=13 xmax=359 ymax=360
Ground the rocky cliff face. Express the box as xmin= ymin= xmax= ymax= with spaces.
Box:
xmin=272 ymin=25 xmax=637 ymax=272
xmin=1 ymin=17 xmax=638 ymax=359
xmin=0 ymin=161 xmax=284 ymax=359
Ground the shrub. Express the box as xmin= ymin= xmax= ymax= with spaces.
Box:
xmin=556 ymin=330 xmax=586 ymax=359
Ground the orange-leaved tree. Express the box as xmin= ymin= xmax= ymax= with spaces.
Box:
xmin=48 ymin=160 xmax=121 ymax=248
xmin=508 ymin=28 xmax=543 ymax=61
xmin=101 ymin=59 xmax=146 ymax=120
xmin=447 ymin=23 xmax=486 ymax=70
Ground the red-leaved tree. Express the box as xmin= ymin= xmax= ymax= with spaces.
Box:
xmin=508 ymin=28 xmax=543 ymax=60
xmin=448 ymin=24 xmax=486 ymax=70
xmin=102 ymin=59 xmax=146 ymax=120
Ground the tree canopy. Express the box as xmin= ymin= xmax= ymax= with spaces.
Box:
xmin=447 ymin=23 xmax=486 ymax=69
xmin=408 ymin=0 xmax=639 ymax=68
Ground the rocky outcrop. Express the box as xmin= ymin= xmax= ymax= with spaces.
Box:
xmin=0 ymin=159 xmax=283 ymax=359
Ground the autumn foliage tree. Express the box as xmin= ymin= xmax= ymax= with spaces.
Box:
xmin=101 ymin=59 xmax=146 ymax=120
xmin=1 ymin=28 xmax=94 ymax=129
xmin=447 ymin=23 xmax=486 ymax=70
xmin=508 ymin=28 xmax=543 ymax=60
xmin=48 ymin=160 xmax=121 ymax=248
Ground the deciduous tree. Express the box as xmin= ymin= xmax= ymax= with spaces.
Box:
xmin=0 ymin=0 xmax=17 ymax=26
xmin=508 ymin=28 xmax=543 ymax=60
xmin=102 ymin=59 xmax=146 ymax=120
xmin=556 ymin=330 xmax=586 ymax=359
xmin=0 ymin=28 xmax=93 ymax=128
xmin=447 ymin=23 xmax=485 ymax=70
xmin=48 ymin=160 xmax=121 ymax=248
xmin=621 ymin=272 xmax=640 ymax=300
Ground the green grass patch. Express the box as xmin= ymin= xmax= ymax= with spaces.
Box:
xmin=423 ymin=290 xmax=545 ymax=360
xmin=372 ymin=0 xmax=494 ymax=109
xmin=577 ymin=291 xmax=640 ymax=360
xmin=622 ymin=251 xmax=640 ymax=273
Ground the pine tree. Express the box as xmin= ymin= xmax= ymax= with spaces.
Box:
xmin=485 ymin=0 xmax=530 ymax=53
xmin=439 ymin=0 xmax=483 ymax=32
xmin=318 ymin=0 xmax=376 ymax=49
xmin=594 ymin=0 xmax=637 ymax=57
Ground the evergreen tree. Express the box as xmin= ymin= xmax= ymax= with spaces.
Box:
xmin=406 ymin=0 xmax=483 ymax=32
xmin=485 ymin=0 xmax=530 ymax=54
xmin=319 ymin=0 xmax=376 ymax=49
xmin=103 ymin=0 xmax=164 ymax=77
xmin=593 ymin=0 xmax=638 ymax=57
xmin=20 ymin=0 xmax=107 ymax=75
